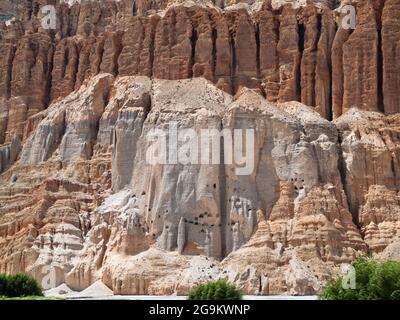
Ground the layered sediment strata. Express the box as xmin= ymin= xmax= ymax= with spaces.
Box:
xmin=1 ymin=74 xmax=399 ymax=295
xmin=335 ymin=109 xmax=400 ymax=254
xmin=1 ymin=0 xmax=400 ymax=148
xmin=1 ymin=0 xmax=400 ymax=296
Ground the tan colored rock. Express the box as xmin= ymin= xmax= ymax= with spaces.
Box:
xmin=2 ymin=0 xmax=400 ymax=297
xmin=190 ymin=8 xmax=214 ymax=81
xmin=360 ymin=186 xmax=400 ymax=253
xmin=7 ymin=33 xmax=53 ymax=141
xmin=0 ymin=75 xmax=115 ymax=280
xmin=1 ymin=74 xmax=371 ymax=295
xmin=335 ymin=109 xmax=400 ymax=224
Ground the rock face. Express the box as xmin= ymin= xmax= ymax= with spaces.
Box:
xmin=335 ymin=109 xmax=400 ymax=254
xmin=1 ymin=0 xmax=400 ymax=296
xmin=1 ymin=73 xmax=399 ymax=295
xmin=1 ymin=0 xmax=400 ymax=147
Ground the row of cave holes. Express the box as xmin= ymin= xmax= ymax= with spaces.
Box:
xmin=130 ymin=208 xmax=215 ymax=236
xmin=184 ymin=212 xmax=217 ymax=231
xmin=137 ymin=182 xmax=219 ymax=219
xmin=138 ymin=214 xmax=239 ymax=236
xmin=130 ymin=176 xmax=307 ymax=236
xmin=133 ymin=182 xmax=220 ymax=235
xmin=138 ymin=182 xmax=217 ymax=200
xmin=291 ymin=176 xmax=305 ymax=195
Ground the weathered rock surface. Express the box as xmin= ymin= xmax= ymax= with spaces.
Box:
xmin=1 ymin=0 xmax=399 ymax=147
xmin=1 ymin=0 xmax=400 ymax=296
xmin=1 ymin=72 xmax=399 ymax=295
xmin=335 ymin=109 xmax=400 ymax=255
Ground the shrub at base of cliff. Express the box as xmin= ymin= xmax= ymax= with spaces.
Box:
xmin=320 ymin=258 xmax=400 ymax=300
xmin=0 ymin=273 xmax=43 ymax=297
xmin=188 ymin=280 xmax=243 ymax=300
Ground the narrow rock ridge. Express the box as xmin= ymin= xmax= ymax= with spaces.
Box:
xmin=1 ymin=0 xmax=400 ymax=146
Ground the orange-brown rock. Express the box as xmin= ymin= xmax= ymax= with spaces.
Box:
xmin=341 ymin=1 xmax=381 ymax=114
xmin=153 ymin=7 xmax=193 ymax=80
xmin=256 ymin=4 xmax=279 ymax=101
xmin=1 ymin=0 xmax=399 ymax=142
xmin=51 ymin=38 xmax=79 ymax=101
xmin=1 ymin=70 xmax=400 ymax=295
xmin=118 ymin=15 xmax=159 ymax=77
xmin=331 ymin=25 xmax=351 ymax=119
xmin=276 ymin=5 xmax=300 ymax=102
xmin=335 ymin=109 xmax=400 ymax=220
xmin=360 ymin=186 xmax=400 ymax=253
xmin=1 ymin=0 xmax=400 ymax=297
xmin=382 ymin=0 xmax=400 ymax=114
xmin=7 ymin=33 xmax=53 ymax=141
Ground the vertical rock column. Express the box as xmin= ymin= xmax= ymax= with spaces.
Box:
xmin=152 ymin=7 xmax=193 ymax=80
xmin=8 ymin=33 xmax=53 ymax=142
xmin=256 ymin=5 xmax=280 ymax=102
xmin=0 ymin=40 xmax=16 ymax=144
xmin=299 ymin=6 xmax=336 ymax=119
xmin=277 ymin=5 xmax=300 ymax=102
xmin=226 ymin=9 xmax=259 ymax=92
xmin=214 ymin=13 xmax=232 ymax=93
xmin=382 ymin=0 xmax=400 ymax=114
xmin=118 ymin=15 xmax=160 ymax=77
xmin=315 ymin=8 xmax=336 ymax=119
xmin=342 ymin=1 xmax=380 ymax=113
xmin=51 ymin=38 xmax=79 ymax=101
xmin=190 ymin=8 xmax=214 ymax=82
xmin=74 ymin=35 xmax=98 ymax=90
xmin=331 ymin=24 xmax=350 ymax=119
xmin=299 ymin=6 xmax=320 ymax=109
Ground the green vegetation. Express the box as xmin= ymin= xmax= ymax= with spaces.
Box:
xmin=320 ymin=258 xmax=400 ymax=300
xmin=188 ymin=279 xmax=242 ymax=300
xmin=0 ymin=273 xmax=43 ymax=298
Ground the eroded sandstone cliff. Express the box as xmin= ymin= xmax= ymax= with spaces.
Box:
xmin=0 ymin=0 xmax=400 ymax=296
xmin=1 ymin=0 xmax=400 ymax=146
xmin=1 ymin=72 xmax=400 ymax=295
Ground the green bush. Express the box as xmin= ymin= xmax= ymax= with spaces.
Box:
xmin=0 ymin=273 xmax=43 ymax=297
xmin=0 ymin=274 xmax=9 ymax=295
xmin=320 ymin=258 xmax=400 ymax=300
xmin=189 ymin=279 xmax=242 ymax=300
